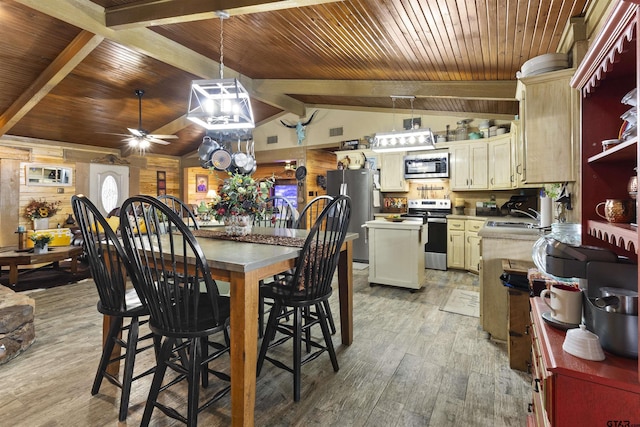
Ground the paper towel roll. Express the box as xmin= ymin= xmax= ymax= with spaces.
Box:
xmin=540 ymin=196 xmax=552 ymax=228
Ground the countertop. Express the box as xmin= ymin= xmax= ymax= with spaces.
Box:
xmin=447 ymin=215 xmax=541 ymax=239
xmin=365 ymin=219 xmax=423 ymax=229
xmin=479 ymin=224 xmax=541 ymax=240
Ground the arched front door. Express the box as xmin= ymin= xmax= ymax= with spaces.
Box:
xmin=89 ymin=163 xmax=129 ymax=216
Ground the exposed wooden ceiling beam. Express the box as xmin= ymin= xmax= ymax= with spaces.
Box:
xmin=0 ymin=31 xmax=103 ymax=135
xmin=305 ymin=104 xmax=517 ymax=121
xmin=105 ymin=0 xmax=345 ymax=29
xmin=15 ymin=0 xmax=305 ymax=116
xmin=252 ymin=80 xmax=518 ymax=101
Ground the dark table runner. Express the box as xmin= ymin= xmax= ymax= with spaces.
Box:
xmin=192 ymin=229 xmax=307 ymax=248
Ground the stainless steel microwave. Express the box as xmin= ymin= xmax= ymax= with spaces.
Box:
xmin=403 ymin=152 xmax=449 ymax=179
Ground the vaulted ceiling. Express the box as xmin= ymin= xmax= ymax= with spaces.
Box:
xmin=0 ymin=0 xmax=591 ymax=157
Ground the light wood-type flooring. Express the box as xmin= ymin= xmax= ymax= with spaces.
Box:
xmin=0 ymin=267 xmax=531 ymax=426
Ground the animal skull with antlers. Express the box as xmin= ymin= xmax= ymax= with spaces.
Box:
xmin=280 ymin=110 xmax=317 ymax=145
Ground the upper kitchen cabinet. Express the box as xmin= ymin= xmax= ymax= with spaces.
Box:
xmin=488 ymin=133 xmax=515 ymax=190
xmin=516 ymin=68 xmax=578 ymax=184
xmin=450 ymin=141 xmax=488 ymax=190
xmin=380 ymin=152 xmax=409 ymax=192
xmin=571 ymin=0 xmax=638 ymax=257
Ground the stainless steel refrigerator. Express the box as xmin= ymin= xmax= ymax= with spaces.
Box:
xmin=326 ymin=169 xmax=379 ymax=263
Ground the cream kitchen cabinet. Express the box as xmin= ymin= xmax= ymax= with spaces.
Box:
xmin=450 ymin=141 xmax=488 ymax=190
xmin=488 ymin=134 xmax=514 ymax=190
xmin=380 ymin=152 xmax=408 ymax=192
xmin=447 ymin=219 xmax=465 ymax=269
xmin=447 ymin=217 xmax=483 ymax=272
xmin=516 ymin=68 xmax=577 ymax=184
xmin=464 ymin=219 xmax=484 ymax=273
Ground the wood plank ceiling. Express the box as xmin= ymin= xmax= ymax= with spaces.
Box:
xmin=0 ymin=0 xmax=590 ymax=157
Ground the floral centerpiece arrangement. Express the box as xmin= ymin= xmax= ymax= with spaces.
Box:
xmin=30 ymin=233 xmax=53 ymax=252
xmin=24 ymin=198 xmax=61 ymax=220
xmin=209 ymin=172 xmax=274 ymax=235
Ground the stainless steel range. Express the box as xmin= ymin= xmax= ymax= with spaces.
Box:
xmin=404 ymin=199 xmax=452 ymax=270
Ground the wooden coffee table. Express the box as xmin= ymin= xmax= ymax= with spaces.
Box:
xmin=0 ymin=245 xmax=84 ymax=287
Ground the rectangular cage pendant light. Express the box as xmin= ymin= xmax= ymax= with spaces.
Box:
xmin=187 ymin=78 xmax=255 ymax=130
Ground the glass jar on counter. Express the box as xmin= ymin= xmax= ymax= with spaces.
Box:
xmin=532 ymin=223 xmax=581 ymax=283
xmin=456 ymin=119 xmax=471 ymax=140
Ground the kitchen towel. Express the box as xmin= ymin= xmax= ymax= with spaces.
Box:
xmin=373 ymin=190 xmax=380 ymax=207
xmin=540 ymin=196 xmax=552 ymax=228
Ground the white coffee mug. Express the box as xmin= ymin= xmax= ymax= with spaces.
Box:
xmin=540 ymin=284 xmax=582 ymax=324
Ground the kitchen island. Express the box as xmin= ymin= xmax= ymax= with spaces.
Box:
xmin=365 ymin=219 xmax=426 ymax=290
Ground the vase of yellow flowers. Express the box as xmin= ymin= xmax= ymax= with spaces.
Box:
xmin=30 ymin=233 xmax=53 ymax=254
xmin=24 ymin=199 xmax=61 ymax=230
xmin=210 ymin=172 xmax=274 ymax=236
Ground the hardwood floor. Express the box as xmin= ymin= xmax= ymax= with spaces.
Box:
xmin=0 ymin=268 xmax=531 ymax=426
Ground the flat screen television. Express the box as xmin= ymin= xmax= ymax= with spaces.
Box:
xmin=273 ymin=184 xmax=298 ymax=209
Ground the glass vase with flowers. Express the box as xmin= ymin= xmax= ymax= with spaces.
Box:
xmin=210 ymin=172 xmax=274 ymax=236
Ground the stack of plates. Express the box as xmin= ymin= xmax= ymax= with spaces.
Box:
xmin=620 ymin=88 xmax=638 ymax=140
xmin=516 ymin=53 xmax=569 ymax=78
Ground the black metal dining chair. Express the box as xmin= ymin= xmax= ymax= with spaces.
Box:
xmin=157 ymin=194 xmax=200 ymax=230
xmin=257 ymin=195 xmax=351 ymax=401
xmin=119 ymin=195 xmax=231 ymax=427
xmin=70 ymin=194 xmax=157 ymax=422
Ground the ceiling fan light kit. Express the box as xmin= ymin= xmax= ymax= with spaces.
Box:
xmin=125 ymin=89 xmax=177 ymax=153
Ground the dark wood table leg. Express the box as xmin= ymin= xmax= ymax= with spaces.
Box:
xmin=69 ymin=255 xmax=78 ymax=274
xmin=8 ymin=263 xmax=19 ymax=286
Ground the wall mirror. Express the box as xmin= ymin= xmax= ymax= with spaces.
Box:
xmin=26 ymin=164 xmax=73 ymax=186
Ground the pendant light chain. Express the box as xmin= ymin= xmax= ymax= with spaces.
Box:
xmin=391 ymin=97 xmax=397 ymax=132
xmin=410 ymin=97 xmax=415 ymax=128
xmin=219 ymin=14 xmax=225 ymax=79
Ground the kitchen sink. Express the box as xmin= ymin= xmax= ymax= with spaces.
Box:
xmin=485 ymin=220 xmax=537 ymax=229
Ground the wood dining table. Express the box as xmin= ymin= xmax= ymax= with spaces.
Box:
xmin=105 ymin=226 xmax=357 ymax=426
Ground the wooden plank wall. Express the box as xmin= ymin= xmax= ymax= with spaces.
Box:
xmin=186 ymin=149 xmax=337 ymax=214
xmin=0 ymin=139 xmax=183 ymax=247
xmin=19 ymin=148 xmax=77 ymax=233
xmin=304 ymin=149 xmax=336 ymax=201
xmin=141 ymin=156 xmax=181 ymax=197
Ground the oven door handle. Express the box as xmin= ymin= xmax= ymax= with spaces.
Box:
xmin=427 ymin=218 xmax=447 ymax=224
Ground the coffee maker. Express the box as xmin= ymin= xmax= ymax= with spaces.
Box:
xmin=544 ymin=239 xmax=638 ymax=358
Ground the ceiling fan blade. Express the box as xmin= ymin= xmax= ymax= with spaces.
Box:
xmin=98 ymin=132 xmax=131 ymax=137
xmin=127 ymin=127 xmax=144 ymax=137
xmin=147 ymin=137 xmax=171 ymax=145
xmin=148 ymin=134 xmax=178 ymax=139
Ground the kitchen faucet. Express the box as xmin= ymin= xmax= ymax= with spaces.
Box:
xmin=511 ymin=208 xmax=540 ymax=223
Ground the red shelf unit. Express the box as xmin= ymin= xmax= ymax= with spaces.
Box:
xmin=570 ymin=0 xmax=640 ymax=380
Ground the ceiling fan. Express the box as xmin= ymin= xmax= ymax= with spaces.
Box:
xmin=123 ymin=89 xmax=177 ymax=151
